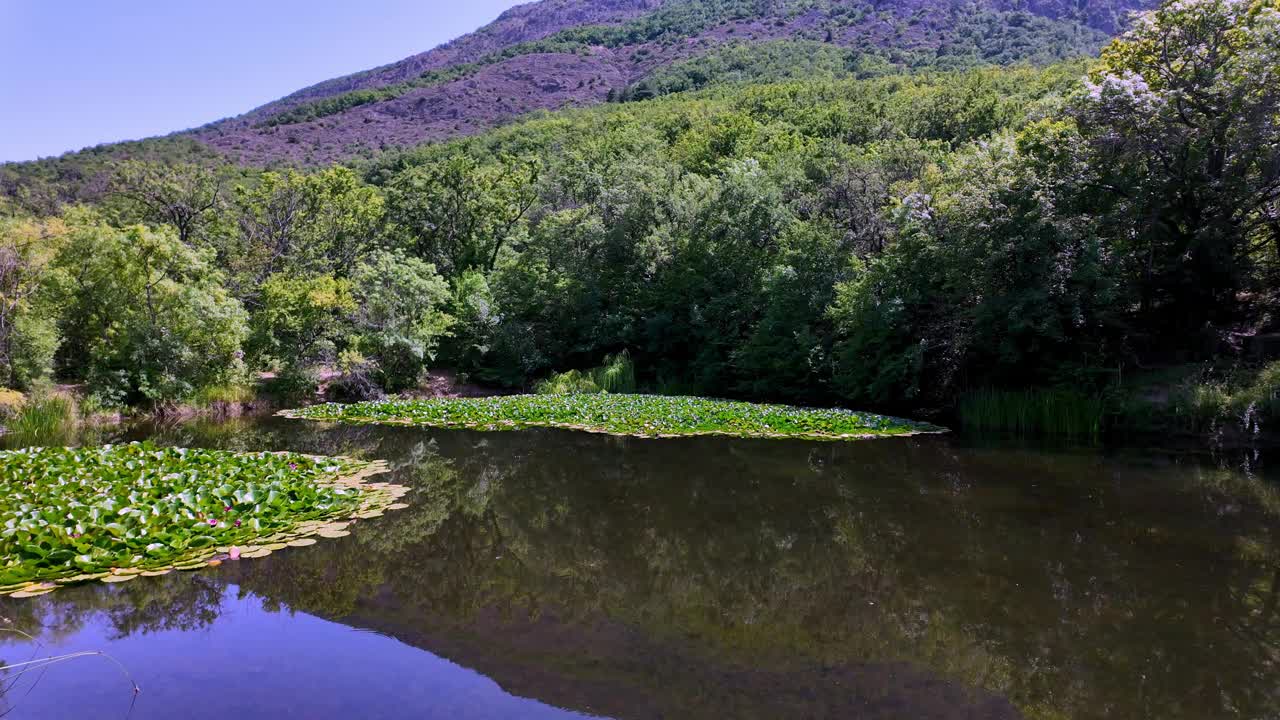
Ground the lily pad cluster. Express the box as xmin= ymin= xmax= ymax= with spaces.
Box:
xmin=282 ymin=394 xmax=943 ymax=440
xmin=0 ymin=443 xmax=409 ymax=598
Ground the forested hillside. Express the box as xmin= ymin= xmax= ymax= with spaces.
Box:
xmin=1 ymin=0 xmax=1277 ymax=438
xmin=10 ymin=0 xmax=1153 ymax=170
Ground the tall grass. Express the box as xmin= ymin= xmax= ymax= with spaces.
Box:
xmin=192 ymin=383 xmax=256 ymax=408
xmin=959 ymin=388 xmax=1104 ymax=439
xmin=7 ymin=393 xmax=78 ymax=445
xmin=536 ymin=351 xmax=637 ymax=395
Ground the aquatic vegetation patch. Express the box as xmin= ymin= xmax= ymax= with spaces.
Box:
xmin=282 ymin=394 xmax=943 ymax=440
xmin=0 ymin=443 xmax=408 ymax=598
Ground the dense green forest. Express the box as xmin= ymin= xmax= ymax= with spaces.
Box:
xmin=1 ymin=0 xmax=1277 ymax=436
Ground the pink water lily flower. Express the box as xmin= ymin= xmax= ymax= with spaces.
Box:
xmin=229 ymin=546 xmax=241 ymax=560
xmin=208 ymin=518 xmax=218 ymax=527
xmin=224 ymin=506 xmax=232 ymax=512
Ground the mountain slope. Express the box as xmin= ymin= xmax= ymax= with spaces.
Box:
xmin=193 ymin=0 xmax=1155 ymax=165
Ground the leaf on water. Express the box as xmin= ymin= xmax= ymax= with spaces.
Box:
xmin=101 ymin=574 xmax=137 ymax=584
xmin=10 ymin=586 xmax=57 ymax=598
xmin=287 ymin=538 xmax=317 ymax=547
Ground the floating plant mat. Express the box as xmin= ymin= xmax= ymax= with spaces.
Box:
xmin=0 ymin=443 xmax=408 ymax=598
xmin=281 ymin=394 xmax=945 ymax=441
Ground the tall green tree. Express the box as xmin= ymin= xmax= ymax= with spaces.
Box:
xmin=230 ymin=167 xmax=384 ymax=296
xmin=385 ymin=156 xmax=538 ymax=275
xmin=351 ymin=250 xmax=453 ymax=390
xmin=111 ymin=161 xmax=224 ymax=246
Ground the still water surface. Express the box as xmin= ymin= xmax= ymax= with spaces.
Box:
xmin=1 ymin=417 xmax=1277 ymax=719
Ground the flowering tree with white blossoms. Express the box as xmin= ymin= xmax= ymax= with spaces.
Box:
xmin=1071 ymin=0 xmax=1279 ymax=336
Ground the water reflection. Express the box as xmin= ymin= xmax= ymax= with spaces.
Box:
xmin=2 ymin=419 xmax=1278 ymax=719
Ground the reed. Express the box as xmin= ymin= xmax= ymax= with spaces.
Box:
xmin=958 ymin=388 xmax=1104 ymax=439
xmin=6 ymin=393 xmax=78 ymax=444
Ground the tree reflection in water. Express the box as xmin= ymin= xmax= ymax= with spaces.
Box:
xmin=3 ymin=419 xmax=1277 ymax=720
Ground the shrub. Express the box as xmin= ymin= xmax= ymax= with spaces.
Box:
xmin=53 ymin=220 xmax=248 ymax=405
xmin=365 ymin=335 xmax=426 ymax=392
xmin=351 ymin=250 xmax=453 ymax=392
xmin=191 ymin=383 xmax=256 ymax=408
xmin=265 ymin=365 xmax=320 ymax=403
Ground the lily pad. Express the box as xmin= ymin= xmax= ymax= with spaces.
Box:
xmin=101 ymin=574 xmax=138 ymax=584
xmin=0 ymin=443 xmax=409 ymax=597
xmin=11 ymin=585 xmax=57 ymax=599
xmin=280 ymin=394 xmax=946 ymax=441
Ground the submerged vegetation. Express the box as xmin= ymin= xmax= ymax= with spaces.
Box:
xmin=0 ymin=443 xmax=408 ymax=597
xmin=283 ymin=394 xmax=940 ymax=440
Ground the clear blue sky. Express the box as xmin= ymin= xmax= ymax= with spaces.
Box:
xmin=0 ymin=0 xmax=524 ymax=162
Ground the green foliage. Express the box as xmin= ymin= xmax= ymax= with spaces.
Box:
xmin=264 ymin=364 xmax=321 ymax=403
xmin=0 ymin=217 xmax=62 ymax=389
xmin=51 ymin=216 xmax=249 ymax=405
xmin=285 ymin=393 xmax=939 ymax=440
xmin=249 ymin=273 xmax=354 ymax=369
xmin=442 ymin=271 xmax=499 ymax=378
xmin=226 ymin=166 xmax=384 ymax=292
xmin=0 ymin=443 xmax=404 ymax=593
xmin=1118 ymin=361 xmax=1280 ymax=435
xmin=385 ymin=155 xmax=537 ymax=275
xmin=350 ymin=250 xmax=453 ymax=391
xmin=1065 ymin=0 xmax=1280 ymax=340
xmin=830 ymin=135 xmax=1118 ymax=404
xmin=190 ymin=382 xmax=256 ymax=408
xmin=536 ymin=351 xmax=637 ymax=395
xmin=110 ymin=160 xmax=225 ymax=245
xmin=2 ymin=0 xmax=1275 ymax=435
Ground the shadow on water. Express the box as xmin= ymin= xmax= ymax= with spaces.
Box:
xmin=1 ymin=417 xmax=1278 ymax=719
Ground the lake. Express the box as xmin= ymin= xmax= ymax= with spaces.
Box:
xmin=1 ymin=416 xmax=1277 ymax=719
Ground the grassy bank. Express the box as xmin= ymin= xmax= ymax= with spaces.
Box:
xmin=281 ymin=394 xmax=943 ymax=441
xmin=0 ymin=443 xmax=409 ymax=598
